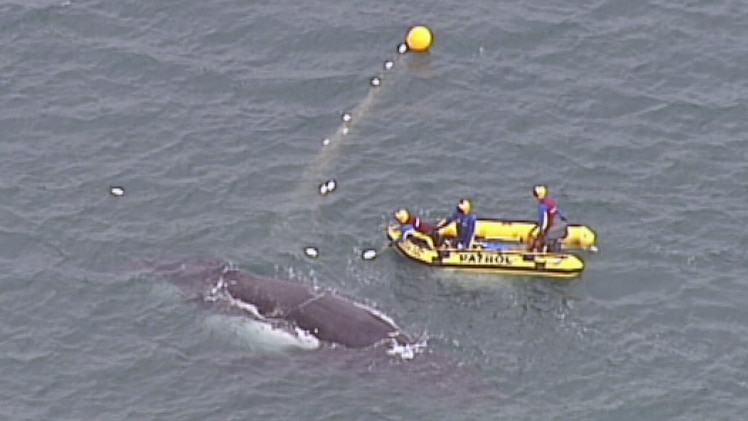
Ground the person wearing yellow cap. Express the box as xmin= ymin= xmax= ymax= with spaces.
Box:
xmin=394 ymin=208 xmax=436 ymax=236
xmin=528 ymin=185 xmax=568 ymax=252
xmin=393 ymin=208 xmax=444 ymax=247
xmin=436 ymin=199 xmax=477 ymax=249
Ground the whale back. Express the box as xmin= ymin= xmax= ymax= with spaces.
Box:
xmin=288 ymin=292 xmax=410 ymax=348
xmin=222 ymin=270 xmax=411 ymax=348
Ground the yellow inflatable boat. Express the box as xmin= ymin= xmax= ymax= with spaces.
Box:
xmin=386 ymin=220 xmax=594 ymax=279
xmin=436 ymin=218 xmax=598 ymax=251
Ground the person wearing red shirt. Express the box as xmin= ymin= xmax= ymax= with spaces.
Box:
xmin=528 ymin=185 xmax=568 ymax=252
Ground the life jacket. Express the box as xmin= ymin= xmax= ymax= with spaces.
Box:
xmin=406 ymin=215 xmax=434 ymax=234
xmin=539 ymin=197 xmax=558 ymax=231
xmin=455 ymin=213 xmax=477 ymax=246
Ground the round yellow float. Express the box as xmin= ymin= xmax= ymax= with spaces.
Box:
xmin=405 ymin=25 xmax=434 ymax=52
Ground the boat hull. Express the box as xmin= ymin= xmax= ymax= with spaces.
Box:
xmin=435 ymin=218 xmax=597 ymax=251
xmin=386 ymin=225 xmax=586 ymax=279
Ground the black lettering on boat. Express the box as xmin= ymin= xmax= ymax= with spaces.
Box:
xmin=457 ymin=252 xmax=512 ymax=265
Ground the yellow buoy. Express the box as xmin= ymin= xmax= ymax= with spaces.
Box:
xmin=405 ymin=25 xmax=433 ymax=53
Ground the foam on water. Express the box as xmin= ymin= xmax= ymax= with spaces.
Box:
xmin=385 ymin=336 xmax=429 ymax=361
xmin=203 ymin=278 xmax=322 ymax=352
xmin=202 ymin=314 xmax=320 ymax=353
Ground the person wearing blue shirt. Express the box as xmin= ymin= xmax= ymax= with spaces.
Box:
xmin=437 ymin=199 xmax=477 ymax=249
xmin=529 ymin=185 xmax=568 ymax=252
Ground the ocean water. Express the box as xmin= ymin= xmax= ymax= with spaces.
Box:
xmin=1 ymin=0 xmax=748 ymax=419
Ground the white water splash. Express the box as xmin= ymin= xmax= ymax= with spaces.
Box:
xmin=203 ymin=314 xmax=320 ymax=352
xmin=385 ymin=337 xmax=429 ymax=361
xmin=203 ymin=277 xmax=320 ymax=351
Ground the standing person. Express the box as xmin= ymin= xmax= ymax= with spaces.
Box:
xmin=437 ymin=199 xmax=477 ymax=249
xmin=528 ymin=185 xmax=568 ymax=252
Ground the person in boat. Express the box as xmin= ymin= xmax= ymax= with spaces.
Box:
xmin=394 ymin=208 xmax=436 ymax=236
xmin=436 ymin=199 xmax=477 ymax=249
xmin=528 ymin=185 xmax=568 ymax=252
xmin=393 ymin=208 xmax=444 ymax=247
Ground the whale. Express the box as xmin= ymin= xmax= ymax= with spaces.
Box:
xmin=149 ymin=258 xmax=414 ymax=350
xmin=144 ymin=258 xmax=505 ymax=407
